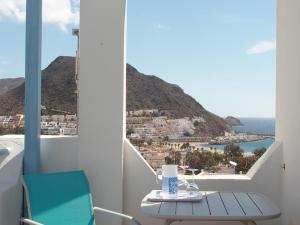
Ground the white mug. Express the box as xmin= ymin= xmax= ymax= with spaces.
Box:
xmin=156 ymin=165 xmax=178 ymax=196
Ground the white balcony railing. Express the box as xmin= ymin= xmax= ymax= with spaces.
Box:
xmin=0 ymin=136 xmax=282 ymax=225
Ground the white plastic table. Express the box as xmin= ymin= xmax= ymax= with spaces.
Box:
xmin=141 ymin=191 xmax=281 ymax=225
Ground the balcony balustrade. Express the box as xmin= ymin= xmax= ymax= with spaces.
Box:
xmin=0 ymin=136 xmax=282 ymax=225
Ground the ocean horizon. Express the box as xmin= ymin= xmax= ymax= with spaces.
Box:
xmin=206 ymin=117 xmax=276 ymax=152
xmin=233 ymin=117 xmax=275 ymax=136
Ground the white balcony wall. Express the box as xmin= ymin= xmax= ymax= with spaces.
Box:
xmin=277 ymin=1 xmax=300 ymax=224
xmin=0 ymin=135 xmax=283 ymax=225
xmin=0 ymin=137 xmax=23 ymax=225
xmin=0 ymin=184 xmax=22 ymax=225
xmin=40 ymin=136 xmax=78 ymax=173
xmin=0 ymin=137 xmax=24 ymax=191
xmin=123 ymin=139 xmax=283 ymax=225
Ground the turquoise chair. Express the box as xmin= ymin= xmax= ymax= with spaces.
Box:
xmin=21 ymin=170 xmax=141 ymax=225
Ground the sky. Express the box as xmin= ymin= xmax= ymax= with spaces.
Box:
xmin=0 ymin=0 xmax=276 ymax=118
xmin=0 ymin=0 xmax=79 ymax=77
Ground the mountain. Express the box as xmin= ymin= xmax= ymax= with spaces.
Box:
xmin=225 ymin=116 xmax=242 ymax=126
xmin=0 ymin=56 xmax=230 ymax=136
xmin=0 ymin=56 xmax=77 ymax=115
xmin=127 ymin=64 xmax=230 ymax=136
xmin=0 ymin=78 xmax=24 ymax=95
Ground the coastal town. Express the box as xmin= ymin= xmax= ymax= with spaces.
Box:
xmin=126 ymin=109 xmax=272 ymax=174
xmin=0 ymin=108 xmax=272 ymax=174
xmin=0 ymin=114 xmax=77 ymax=136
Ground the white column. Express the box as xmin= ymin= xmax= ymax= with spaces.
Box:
xmin=277 ymin=1 xmax=300 ymax=224
xmin=79 ymin=1 xmax=127 ymax=225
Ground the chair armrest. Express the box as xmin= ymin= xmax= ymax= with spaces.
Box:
xmin=20 ymin=218 xmax=44 ymax=225
xmin=93 ymin=207 xmax=141 ymax=225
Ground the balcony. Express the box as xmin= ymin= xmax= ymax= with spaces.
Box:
xmin=0 ymin=135 xmax=283 ymax=225
xmin=0 ymin=1 xmax=300 ymax=225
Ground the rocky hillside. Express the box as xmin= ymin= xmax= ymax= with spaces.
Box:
xmin=0 ymin=56 xmax=77 ymax=115
xmin=225 ymin=116 xmax=242 ymax=126
xmin=0 ymin=78 xmax=24 ymax=95
xmin=127 ymin=64 xmax=230 ymax=136
xmin=0 ymin=56 xmax=230 ymax=136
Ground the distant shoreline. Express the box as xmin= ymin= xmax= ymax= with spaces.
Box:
xmin=234 ymin=131 xmax=275 ymax=137
xmin=209 ymin=136 xmax=274 ymax=145
xmin=203 ymin=138 xmax=275 ymax=153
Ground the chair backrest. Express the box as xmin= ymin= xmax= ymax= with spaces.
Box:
xmin=23 ymin=170 xmax=95 ymax=225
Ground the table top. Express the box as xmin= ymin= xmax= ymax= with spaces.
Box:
xmin=141 ymin=191 xmax=281 ymax=221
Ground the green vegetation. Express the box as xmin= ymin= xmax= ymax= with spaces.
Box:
xmin=253 ymin=147 xmax=267 ymax=157
xmin=163 ymin=136 xmax=169 ymax=141
xmin=223 ymin=144 xmax=266 ymax=174
xmin=126 ymin=128 xmax=134 ymax=136
xmin=193 ymin=121 xmax=200 ymax=127
xmin=185 ymin=150 xmax=221 ymax=173
xmin=180 ymin=143 xmax=266 ymax=174
xmin=147 ymin=139 xmax=153 ymax=146
xmin=165 ymin=150 xmax=182 ymax=165
xmin=224 ymin=143 xmax=244 ymax=159
xmin=235 ymin=156 xmax=258 ymax=174
xmin=129 ymin=139 xmax=143 ymax=147
xmin=180 ymin=142 xmax=190 ymax=150
xmin=183 ymin=131 xmax=192 ymax=137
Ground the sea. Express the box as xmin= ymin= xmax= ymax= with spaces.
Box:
xmin=232 ymin=118 xmax=275 ymax=136
xmin=206 ymin=118 xmax=275 ymax=153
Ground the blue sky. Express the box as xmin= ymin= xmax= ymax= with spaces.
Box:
xmin=127 ymin=0 xmax=276 ymax=118
xmin=0 ymin=0 xmax=79 ymax=77
xmin=0 ymin=0 xmax=276 ymax=118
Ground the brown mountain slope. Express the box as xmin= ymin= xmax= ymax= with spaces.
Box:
xmin=0 ymin=56 xmax=229 ymax=136
xmin=127 ymin=64 xmax=230 ymax=136
xmin=0 ymin=56 xmax=77 ymax=115
xmin=0 ymin=78 xmax=24 ymax=95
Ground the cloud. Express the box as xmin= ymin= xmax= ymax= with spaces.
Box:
xmin=155 ymin=23 xmax=170 ymax=31
xmin=0 ymin=0 xmax=26 ymax=22
xmin=246 ymin=41 xmax=276 ymax=55
xmin=43 ymin=0 xmax=79 ymax=31
xmin=0 ymin=0 xmax=79 ymax=31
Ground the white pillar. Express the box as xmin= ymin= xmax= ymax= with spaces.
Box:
xmin=79 ymin=1 xmax=127 ymax=225
xmin=277 ymin=1 xmax=300 ymax=224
